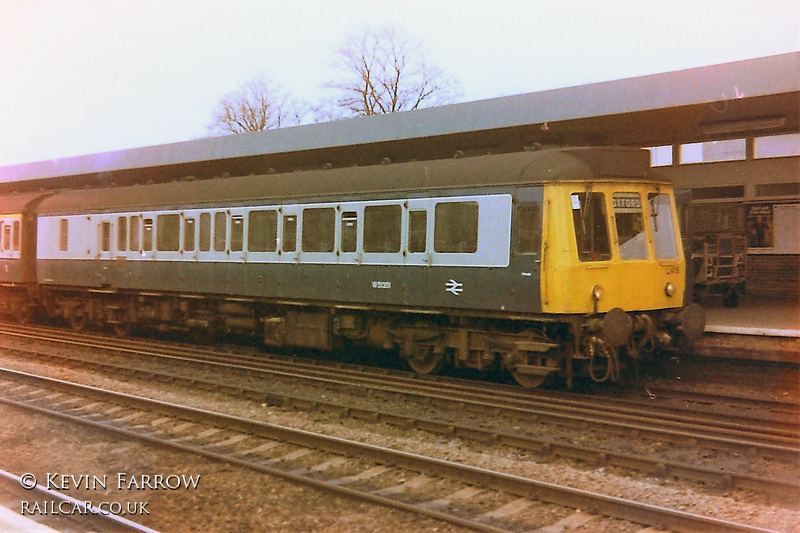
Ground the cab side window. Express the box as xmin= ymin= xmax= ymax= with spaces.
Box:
xmin=516 ymin=204 xmax=541 ymax=254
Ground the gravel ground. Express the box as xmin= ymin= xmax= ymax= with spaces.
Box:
xmin=0 ymin=407 xmax=468 ymax=533
xmin=1 ymin=340 xmax=798 ymax=532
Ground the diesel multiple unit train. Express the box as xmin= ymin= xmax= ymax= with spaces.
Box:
xmin=0 ymin=146 xmax=704 ymax=387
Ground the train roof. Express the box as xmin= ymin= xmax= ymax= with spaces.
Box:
xmin=35 ymin=147 xmax=665 ymax=214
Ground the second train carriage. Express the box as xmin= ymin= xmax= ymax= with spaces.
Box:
xmin=0 ymin=191 xmax=52 ymax=321
xmin=17 ymin=146 xmax=704 ymax=386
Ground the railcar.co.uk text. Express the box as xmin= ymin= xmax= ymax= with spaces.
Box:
xmin=18 ymin=472 xmax=201 ymax=517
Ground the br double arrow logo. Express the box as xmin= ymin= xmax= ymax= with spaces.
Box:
xmin=445 ymin=279 xmax=463 ymax=296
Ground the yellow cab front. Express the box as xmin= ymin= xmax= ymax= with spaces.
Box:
xmin=541 ymin=182 xmax=685 ymax=315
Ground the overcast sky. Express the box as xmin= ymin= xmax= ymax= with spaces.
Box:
xmin=0 ymin=0 xmax=797 ymax=167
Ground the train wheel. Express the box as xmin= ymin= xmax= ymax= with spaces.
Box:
xmin=67 ymin=308 xmax=88 ymax=332
xmin=511 ymin=369 xmax=550 ymax=388
xmin=407 ymin=344 xmax=444 ymax=375
xmin=41 ymin=295 xmax=60 ymax=319
xmin=113 ymin=319 xmax=133 ymax=337
xmin=111 ymin=305 xmax=134 ymax=337
xmin=510 ymin=356 xmax=559 ymax=388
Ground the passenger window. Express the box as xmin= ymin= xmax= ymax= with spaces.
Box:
xmin=248 ymin=210 xmax=277 ymax=252
xmin=302 ymin=207 xmax=335 ymax=252
xmin=12 ymin=220 xmax=20 ymax=251
xmin=129 ymin=216 xmax=140 ymax=251
xmin=572 ymin=192 xmax=611 ymax=261
xmin=434 ymin=201 xmax=478 ymax=253
xmin=231 ymin=215 xmax=244 ymax=252
xmin=408 ymin=210 xmax=427 ymax=253
xmin=156 ymin=214 xmax=180 ymax=251
xmin=100 ymin=221 xmax=111 ymax=252
xmin=117 ymin=217 xmax=127 ymax=251
xmin=613 ymin=193 xmax=648 ymax=260
xmin=59 ymin=219 xmax=69 ymax=252
xmin=142 ymin=219 xmax=154 ymax=251
xmin=214 ymin=212 xmax=227 ymax=252
xmin=364 ymin=205 xmax=401 ymax=253
xmin=282 ymin=214 xmax=297 ymax=252
xmin=199 ymin=213 xmax=211 ymax=251
xmin=3 ymin=224 xmax=11 ymax=251
xmin=184 ymin=218 xmax=196 ymax=251
xmin=516 ymin=204 xmax=541 ymax=254
xmin=0 ymin=223 xmax=5 ymax=250
xmin=648 ymin=193 xmax=679 ymax=259
xmin=341 ymin=211 xmax=358 ymax=253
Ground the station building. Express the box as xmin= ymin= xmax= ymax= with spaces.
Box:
xmin=1 ymin=52 xmax=798 ymax=301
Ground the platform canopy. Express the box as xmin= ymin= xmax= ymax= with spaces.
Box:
xmin=1 ymin=52 xmax=797 ymax=193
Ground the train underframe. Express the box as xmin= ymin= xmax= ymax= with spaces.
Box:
xmin=3 ymin=285 xmax=704 ymax=388
xmin=0 ymin=283 xmax=37 ymax=324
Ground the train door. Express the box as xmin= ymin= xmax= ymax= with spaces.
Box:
xmin=229 ymin=210 xmax=246 ymax=262
xmin=111 ymin=214 xmax=133 ymax=289
xmin=338 ymin=207 xmax=360 ymax=264
xmin=513 ymin=187 xmax=544 ymax=313
xmin=405 ymin=198 xmax=433 ymax=307
xmin=279 ymin=207 xmax=300 ymax=263
xmin=181 ymin=212 xmax=198 ymax=261
xmin=97 ymin=216 xmax=114 ymax=287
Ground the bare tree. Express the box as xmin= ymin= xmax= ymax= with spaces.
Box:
xmin=208 ymin=76 xmax=301 ymax=135
xmin=328 ymin=27 xmax=461 ymax=117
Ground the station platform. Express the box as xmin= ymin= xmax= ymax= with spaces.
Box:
xmin=693 ymin=298 xmax=800 ymax=363
xmin=704 ymin=298 xmax=800 ymax=337
xmin=0 ymin=505 xmax=58 ymax=533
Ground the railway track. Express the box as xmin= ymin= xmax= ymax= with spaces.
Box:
xmin=2 ymin=322 xmax=797 ymax=427
xmin=0 ymin=366 xmax=786 ymax=533
xmin=1 ymin=325 xmax=799 ymax=500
